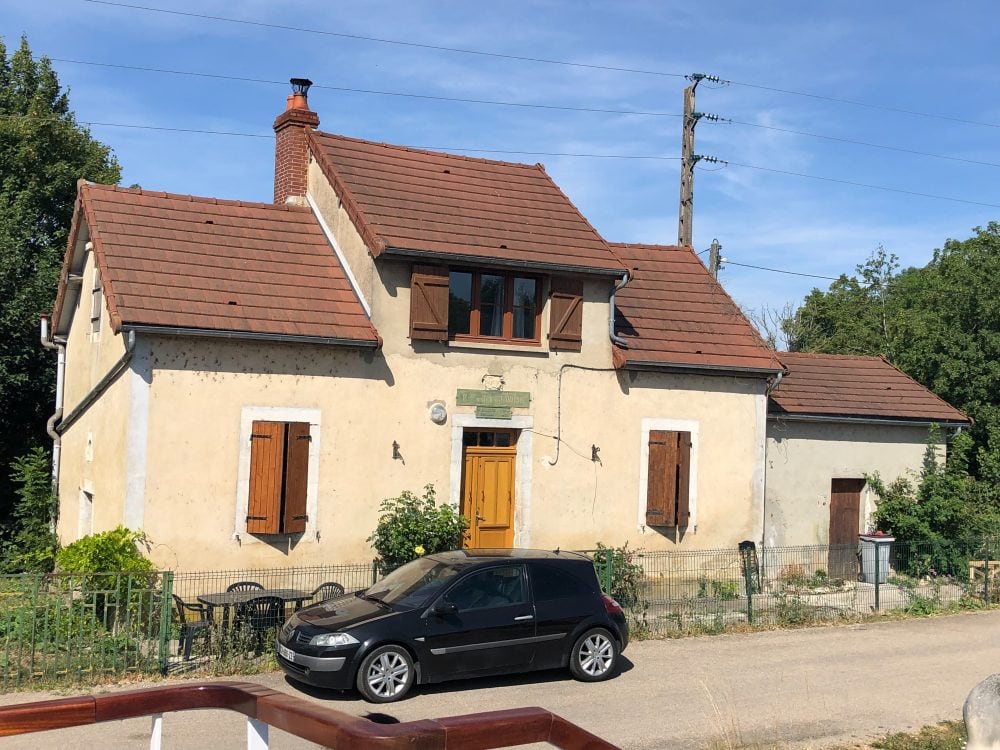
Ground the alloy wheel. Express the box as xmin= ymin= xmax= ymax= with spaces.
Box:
xmin=366 ymin=651 xmax=410 ymax=698
xmin=578 ymin=632 xmax=614 ymax=677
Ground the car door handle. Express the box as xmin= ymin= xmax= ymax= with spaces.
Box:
xmin=514 ymin=615 xmax=533 ymax=621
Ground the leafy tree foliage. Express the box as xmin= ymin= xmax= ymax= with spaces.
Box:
xmin=0 ymin=37 xmax=120 ymax=529
xmin=367 ymin=485 xmax=469 ymax=574
xmin=787 ymin=225 xmax=1000 ymax=481
xmin=1 ymin=446 xmax=58 ymax=572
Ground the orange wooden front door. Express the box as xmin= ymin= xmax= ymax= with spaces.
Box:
xmin=461 ymin=430 xmax=517 ymax=549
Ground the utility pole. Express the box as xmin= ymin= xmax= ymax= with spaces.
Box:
xmin=708 ymin=238 xmax=723 ymax=278
xmin=676 ymin=73 xmax=728 ymax=248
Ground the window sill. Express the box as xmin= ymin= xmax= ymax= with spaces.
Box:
xmin=446 ymin=340 xmax=550 ymax=355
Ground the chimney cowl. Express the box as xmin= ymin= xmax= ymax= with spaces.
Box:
xmin=286 ymin=78 xmax=313 ymax=112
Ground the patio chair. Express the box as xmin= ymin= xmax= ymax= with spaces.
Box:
xmin=233 ymin=595 xmax=284 ymax=654
xmin=309 ymin=581 xmax=345 ymax=604
xmin=172 ymin=594 xmax=211 ymax=661
xmin=226 ymin=581 xmax=264 ymax=593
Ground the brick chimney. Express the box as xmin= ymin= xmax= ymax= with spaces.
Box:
xmin=273 ymin=78 xmax=319 ymax=205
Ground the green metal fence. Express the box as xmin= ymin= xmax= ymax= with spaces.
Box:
xmin=586 ymin=537 xmax=1000 ymax=636
xmin=2 ymin=541 xmax=997 ymax=690
xmin=0 ymin=572 xmax=165 ymax=690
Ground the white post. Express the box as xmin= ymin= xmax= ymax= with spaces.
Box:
xmin=149 ymin=713 xmax=163 ymax=750
xmin=247 ymin=717 xmax=269 ymax=749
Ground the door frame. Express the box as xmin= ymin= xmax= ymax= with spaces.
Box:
xmin=449 ymin=415 xmax=533 ymax=548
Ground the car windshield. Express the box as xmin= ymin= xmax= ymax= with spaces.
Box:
xmin=364 ymin=557 xmax=465 ymax=610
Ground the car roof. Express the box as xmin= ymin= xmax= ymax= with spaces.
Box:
xmin=426 ymin=548 xmax=592 ymax=564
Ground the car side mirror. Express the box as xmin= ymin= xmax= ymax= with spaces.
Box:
xmin=433 ymin=602 xmax=458 ymax=617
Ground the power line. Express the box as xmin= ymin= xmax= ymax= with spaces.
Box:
xmin=50 ymin=58 xmax=682 ymax=119
xmin=83 ymin=0 xmax=686 ymax=79
xmin=51 ymin=57 xmax=998 ymax=169
xmin=84 ymin=0 xmax=1000 ymax=130
xmin=725 ymin=160 xmax=1000 ymax=209
xmin=6 ymin=112 xmax=997 ymax=207
xmin=724 ymin=261 xmax=841 ymax=281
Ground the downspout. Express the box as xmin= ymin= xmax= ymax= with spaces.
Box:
xmin=40 ymin=315 xmax=64 ymax=495
xmin=609 ymin=270 xmax=631 ymax=347
xmin=761 ymin=370 xmax=785 ymax=546
xmin=57 ymin=331 xmax=136 ymax=434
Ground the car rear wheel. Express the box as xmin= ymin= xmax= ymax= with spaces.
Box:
xmin=569 ymin=627 xmax=618 ymax=682
xmin=356 ymin=645 xmax=415 ymax=703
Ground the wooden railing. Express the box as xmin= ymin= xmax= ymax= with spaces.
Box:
xmin=0 ymin=680 xmax=619 ymax=749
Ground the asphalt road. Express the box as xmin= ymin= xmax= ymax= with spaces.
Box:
xmin=2 ymin=610 xmax=999 ymax=749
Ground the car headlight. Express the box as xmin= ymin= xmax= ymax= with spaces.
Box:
xmin=310 ymin=632 xmax=359 ymax=648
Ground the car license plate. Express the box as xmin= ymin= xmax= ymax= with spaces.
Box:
xmin=277 ymin=642 xmax=295 ymax=662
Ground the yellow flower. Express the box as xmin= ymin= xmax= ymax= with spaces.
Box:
xmin=414 ymin=545 xmax=426 ymax=556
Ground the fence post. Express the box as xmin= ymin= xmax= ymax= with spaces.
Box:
xmin=985 ymin=541 xmax=991 ymax=604
xmin=743 ymin=553 xmax=754 ymax=624
xmin=371 ymin=560 xmax=379 ymax=586
xmin=874 ymin=545 xmax=881 ymax=612
xmin=158 ymin=571 xmax=174 ymax=674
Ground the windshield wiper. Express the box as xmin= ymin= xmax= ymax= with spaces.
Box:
xmin=363 ymin=592 xmax=389 ymax=605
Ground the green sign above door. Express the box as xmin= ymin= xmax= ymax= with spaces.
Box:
xmin=475 ymin=406 xmax=513 ymax=419
xmin=456 ymin=389 xmax=531 ymax=409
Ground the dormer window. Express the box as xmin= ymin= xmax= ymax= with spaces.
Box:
xmin=447 ymin=270 xmax=540 ymax=343
xmin=410 ymin=264 xmax=582 ymax=351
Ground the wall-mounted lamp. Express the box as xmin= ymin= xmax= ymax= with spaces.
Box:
xmin=591 ymin=444 xmax=601 ymax=463
xmin=392 ymin=441 xmax=403 ymax=461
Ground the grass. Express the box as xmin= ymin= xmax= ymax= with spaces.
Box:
xmin=703 ymin=721 xmax=967 ymax=750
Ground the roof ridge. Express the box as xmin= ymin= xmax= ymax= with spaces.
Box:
xmin=312 ymin=129 xmax=543 ymax=171
xmin=80 ymin=182 xmax=311 ymax=213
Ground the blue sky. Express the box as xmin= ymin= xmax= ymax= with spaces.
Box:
xmin=5 ymin=1 xmax=999 ymax=330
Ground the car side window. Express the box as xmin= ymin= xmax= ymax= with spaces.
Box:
xmin=444 ymin=566 xmax=527 ymax=611
xmin=530 ymin=564 xmax=594 ymax=602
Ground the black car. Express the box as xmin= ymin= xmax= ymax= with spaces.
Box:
xmin=276 ymin=549 xmax=629 ymax=703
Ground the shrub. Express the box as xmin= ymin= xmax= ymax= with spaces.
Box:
xmin=592 ymin=542 xmax=644 ymax=607
xmin=367 ymin=485 xmax=468 ymax=574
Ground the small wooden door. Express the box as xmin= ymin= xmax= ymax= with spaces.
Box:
xmin=828 ymin=478 xmax=864 ymax=578
xmin=461 ymin=430 xmax=517 ymax=548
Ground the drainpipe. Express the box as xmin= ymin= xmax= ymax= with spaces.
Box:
xmin=58 ymin=330 xmax=136 ymax=434
xmin=609 ymin=270 xmax=631 ymax=347
xmin=761 ymin=370 xmax=785 ymax=547
xmin=40 ymin=314 xmax=64 ymax=495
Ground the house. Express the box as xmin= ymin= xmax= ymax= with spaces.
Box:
xmin=42 ymin=81 xmax=965 ymax=570
xmin=765 ymin=352 xmax=970 ymax=554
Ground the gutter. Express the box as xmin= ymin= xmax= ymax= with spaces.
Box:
xmin=120 ymin=325 xmax=380 ymax=349
xmin=767 ymin=412 xmax=970 ymax=429
xmin=39 ymin=315 xmax=65 ymax=493
xmin=382 ymin=246 xmax=626 ymax=278
xmin=57 ymin=331 xmax=136 ymax=435
xmin=624 ymin=360 xmax=783 ymax=378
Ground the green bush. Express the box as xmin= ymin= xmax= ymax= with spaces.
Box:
xmin=592 ymin=542 xmax=644 ymax=607
xmin=367 ymin=485 xmax=468 ymax=574
xmin=56 ymin=526 xmax=156 ymax=626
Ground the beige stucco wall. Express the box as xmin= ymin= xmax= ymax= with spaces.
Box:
xmin=126 ymin=334 xmax=767 ymax=570
xmin=764 ymin=419 xmax=935 ymax=547
xmin=56 ymin=239 xmax=132 ymax=544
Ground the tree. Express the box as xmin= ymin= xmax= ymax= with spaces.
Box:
xmin=0 ymin=37 xmax=120 ymax=530
xmin=789 ymin=226 xmax=1000 ymax=480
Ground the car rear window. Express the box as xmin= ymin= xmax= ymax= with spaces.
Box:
xmin=530 ymin=563 xmax=595 ymax=602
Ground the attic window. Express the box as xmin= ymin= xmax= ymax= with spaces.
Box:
xmin=90 ymin=268 xmax=102 ymax=336
xmin=447 ymin=270 xmax=540 ymax=343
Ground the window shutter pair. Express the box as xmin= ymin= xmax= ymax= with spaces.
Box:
xmin=247 ymin=421 xmax=310 ymax=534
xmin=409 ymin=265 xmax=450 ymax=341
xmin=645 ymin=430 xmax=691 ymax=527
xmin=548 ymin=277 xmax=583 ymax=351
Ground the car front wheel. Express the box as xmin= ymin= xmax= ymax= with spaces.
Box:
xmin=355 ymin=645 xmax=416 ymax=703
xmin=569 ymin=627 xmax=618 ymax=682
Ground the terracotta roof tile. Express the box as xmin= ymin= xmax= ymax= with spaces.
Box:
xmin=70 ymin=183 xmax=378 ymax=345
xmin=770 ymin=352 xmax=969 ymax=423
xmin=611 ymin=243 xmax=783 ymax=373
xmin=309 ymin=131 xmax=625 ymax=274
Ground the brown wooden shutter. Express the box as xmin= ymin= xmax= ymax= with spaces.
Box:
xmin=646 ymin=430 xmax=677 ymax=526
xmin=645 ymin=430 xmax=692 ymax=527
xmin=282 ymin=422 xmax=311 ymax=534
xmin=247 ymin=421 xmax=283 ymax=534
xmin=548 ymin=277 xmax=583 ymax=351
xmin=675 ymin=431 xmax=692 ymax=526
xmin=409 ymin=265 xmax=449 ymax=340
